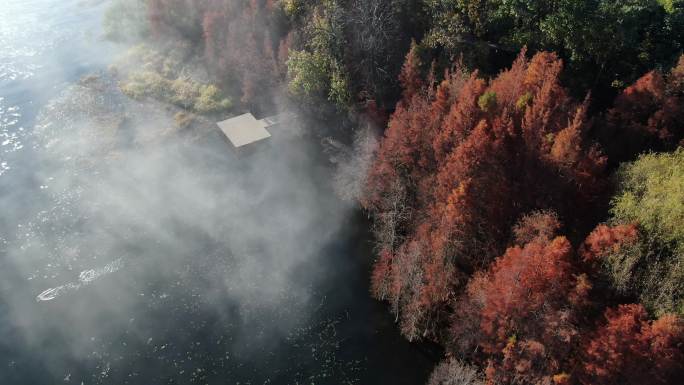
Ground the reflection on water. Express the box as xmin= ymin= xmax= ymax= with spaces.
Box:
xmin=0 ymin=0 xmax=437 ymax=384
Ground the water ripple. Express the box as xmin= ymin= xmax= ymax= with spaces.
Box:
xmin=0 ymin=97 xmax=25 ymax=175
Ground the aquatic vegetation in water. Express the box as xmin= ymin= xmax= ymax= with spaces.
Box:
xmin=116 ymin=44 xmax=232 ymax=115
xmin=121 ymin=71 xmax=232 ymax=114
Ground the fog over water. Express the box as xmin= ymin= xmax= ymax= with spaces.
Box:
xmin=0 ymin=0 xmax=435 ymax=384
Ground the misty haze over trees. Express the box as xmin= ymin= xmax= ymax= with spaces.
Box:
xmin=2 ymin=0 xmax=684 ymax=384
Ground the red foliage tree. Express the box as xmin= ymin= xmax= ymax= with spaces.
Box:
xmin=512 ymin=210 xmax=562 ymax=245
xmin=154 ymin=0 xmax=287 ymax=110
xmin=370 ymin=249 xmax=394 ymax=301
xmin=364 ymin=50 xmax=607 ymax=340
xmin=451 ymin=236 xmax=591 ymax=384
xmin=147 ymin=0 xmax=164 ymax=38
xmin=582 ymin=304 xmax=684 ymax=385
xmin=398 ymin=41 xmax=424 ymax=101
xmin=427 ymin=51 xmax=607 ymax=270
xmin=202 ymin=9 xmax=223 ymax=67
xmin=601 ymin=55 xmax=684 ymax=163
xmin=431 ymin=71 xmax=485 ymax=163
xmin=579 ymin=223 xmax=639 ymax=264
xmin=368 ymin=236 xmax=458 ymax=341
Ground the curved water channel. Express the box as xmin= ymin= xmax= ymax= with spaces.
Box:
xmin=0 ymin=0 xmax=437 ymax=383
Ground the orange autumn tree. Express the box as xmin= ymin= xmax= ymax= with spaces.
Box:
xmin=579 ymin=223 xmax=640 ymax=264
xmin=582 ymin=304 xmax=684 ymax=385
xmin=600 ymin=55 xmax=684 ymax=163
xmin=201 ymin=0 xmax=283 ymax=109
xmin=450 ymin=214 xmax=592 ymax=385
xmin=445 ymin=213 xmax=684 ymax=385
xmin=364 ymin=50 xmax=606 ymax=340
xmin=145 ymin=0 xmax=286 ymax=110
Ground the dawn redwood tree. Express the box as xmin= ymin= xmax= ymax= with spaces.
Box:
xmin=512 ymin=210 xmax=562 ymax=245
xmin=431 ymin=71 xmax=485 ymax=164
xmin=582 ymin=304 xmax=684 ymax=385
xmin=147 ymin=0 xmax=163 ymax=38
xmin=397 ymin=41 xmax=424 ymax=101
xmin=450 ymin=232 xmax=592 ymax=385
xmin=444 ymin=213 xmax=684 ymax=385
xmin=425 ymin=51 xmax=606 ymax=270
xmin=146 ymin=0 xmax=282 ymax=108
xmin=363 ymin=44 xmax=437 ymax=255
xmin=579 ymin=223 xmax=639 ymax=265
xmin=364 ymin=50 xmax=607 ymax=340
xmin=600 ymin=55 xmax=684 ymax=164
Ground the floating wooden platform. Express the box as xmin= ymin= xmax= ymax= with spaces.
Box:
xmin=217 ymin=112 xmax=297 ymax=149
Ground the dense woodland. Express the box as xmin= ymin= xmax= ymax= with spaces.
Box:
xmin=108 ymin=0 xmax=684 ymax=384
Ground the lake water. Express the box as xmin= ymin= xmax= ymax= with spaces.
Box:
xmin=0 ymin=0 xmax=436 ymax=384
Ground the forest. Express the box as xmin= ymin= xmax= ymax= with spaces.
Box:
xmin=107 ymin=0 xmax=684 ymax=384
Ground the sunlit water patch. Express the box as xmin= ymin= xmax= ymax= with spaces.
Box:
xmin=0 ymin=97 xmax=25 ymax=175
xmin=0 ymin=0 xmax=116 ymax=180
xmin=0 ymin=0 xmax=43 ymax=83
xmin=0 ymin=0 xmax=111 ymax=85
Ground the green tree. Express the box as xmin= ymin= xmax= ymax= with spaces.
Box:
xmin=287 ymin=50 xmax=333 ymax=101
xmin=603 ymin=149 xmax=684 ymax=315
xmin=425 ymin=0 xmax=684 ymax=100
xmin=285 ymin=0 xmax=426 ymax=111
xmin=286 ymin=1 xmax=350 ymax=109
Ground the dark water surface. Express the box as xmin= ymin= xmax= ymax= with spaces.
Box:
xmin=0 ymin=1 xmax=437 ymax=384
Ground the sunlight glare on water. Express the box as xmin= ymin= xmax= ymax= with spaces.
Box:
xmin=0 ymin=0 xmax=112 ymax=178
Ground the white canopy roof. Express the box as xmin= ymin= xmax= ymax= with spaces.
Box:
xmin=217 ymin=113 xmax=271 ymax=148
